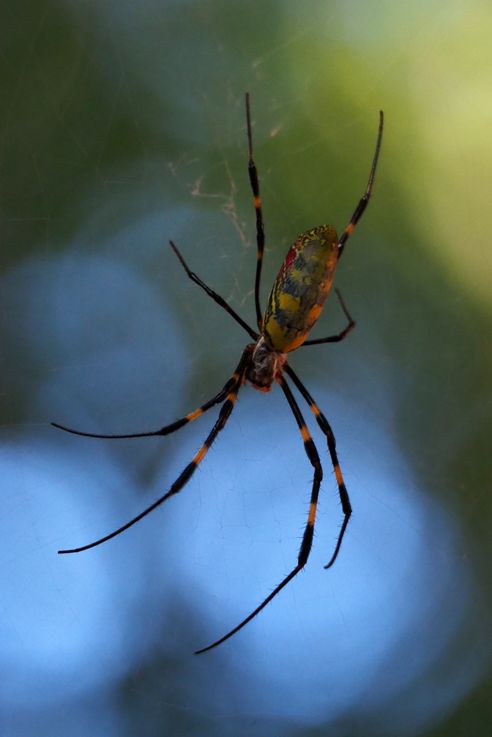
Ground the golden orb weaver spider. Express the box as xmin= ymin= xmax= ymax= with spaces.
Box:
xmin=53 ymin=94 xmax=384 ymax=654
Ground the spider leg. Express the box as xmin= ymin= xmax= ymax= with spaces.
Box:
xmin=285 ymin=365 xmax=351 ymax=569
xmin=51 ymin=364 xmax=242 ymax=439
xmin=57 ymin=346 xmax=252 ymax=555
xmin=302 ymin=288 xmax=355 ymax=346
xmin=245 ymin=93 xmax=266 ymax=331
xmin=337 ymin=110 xmax=384 ymax=258
xmin=170 ymin=241 xmax=258 ymax=340
xmin=195 ymin=373 xmax=322 ymax=655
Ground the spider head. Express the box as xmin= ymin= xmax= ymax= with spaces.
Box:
xmin=247 ymin=337 xmax=286 ymax=392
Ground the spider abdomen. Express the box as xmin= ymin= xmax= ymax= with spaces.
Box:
xmin=262 ymin=225 xmax=339 ymax=352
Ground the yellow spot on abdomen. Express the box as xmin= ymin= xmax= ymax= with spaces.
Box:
xmin=279 ymin=292 xmax=300 ymax=313
xmin=282 ymin=333 xmax=307 ymax=352
xmin=263 ymin=315 xmax=308 ymax=353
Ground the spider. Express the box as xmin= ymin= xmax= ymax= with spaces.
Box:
xmin=53 ymin=94 xmax=384 ymax=654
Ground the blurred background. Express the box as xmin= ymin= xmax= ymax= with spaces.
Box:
xmin=1 ymin=1 xmax=491 ymax=735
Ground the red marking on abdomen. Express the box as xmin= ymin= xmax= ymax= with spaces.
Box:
xmin=283 ymin=244 xmax=297 ymax=271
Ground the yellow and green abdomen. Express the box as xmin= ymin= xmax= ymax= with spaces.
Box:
xmin=262 ymin=225 xmax=339 ymax=352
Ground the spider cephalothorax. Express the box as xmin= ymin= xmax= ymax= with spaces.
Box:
xmin=247 ymin=338 xmax=286 ymax=392
xmin=52 ymin=94 xmax=384 ymax=654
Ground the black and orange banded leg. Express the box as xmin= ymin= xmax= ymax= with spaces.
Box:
xmin=195 ymin=374 xmax=322 ymax=655
xmin=279 ymin=376 xmax=324 ymax=566
xmin=337 ymin=110 xmax=384 ymax=258
xmin=57 ymin=347 xmax=252 ymax=555
xmin=245 ymin=92 xmax=266 ymax=330
xmin=302 ymin=289 xmax=356 ymax=347
xmin=285 ymin=365 xmax=352 ymax=569
xmin=169 ymin=241 xmax=258 ymax=341
xmin=52 ymin=370 xmax=241 ymax=440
